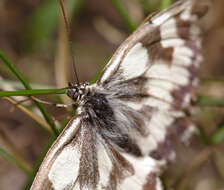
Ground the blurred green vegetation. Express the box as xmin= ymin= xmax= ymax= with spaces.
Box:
xmin=25 ymin=0 xmax=84 ymax=51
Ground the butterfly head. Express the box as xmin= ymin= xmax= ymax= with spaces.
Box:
xmin=67 ymin=82 xmax=89 ymax=103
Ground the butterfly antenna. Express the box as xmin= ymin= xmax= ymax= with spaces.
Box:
xmin=59 ymin=0 xmax=80 ymax=85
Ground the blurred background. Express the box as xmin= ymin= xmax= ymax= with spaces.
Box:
xmin=0 ymin=0 xmax=224 ymax=189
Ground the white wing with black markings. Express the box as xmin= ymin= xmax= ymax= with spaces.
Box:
xmin=31 ymin=0 xmax=211 ymax=189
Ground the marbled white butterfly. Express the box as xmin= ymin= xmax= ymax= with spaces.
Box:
xmin=31 ymin=0 xmax=211 ymax=189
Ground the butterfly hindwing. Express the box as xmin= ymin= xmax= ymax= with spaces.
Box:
xmin=30 ymin=116 xmax=82 ymax=189
xmin=31 ymin=114 xmax=163 ymax=190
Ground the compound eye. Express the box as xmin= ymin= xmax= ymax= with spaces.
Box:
xmin=73 ymin=91 xmax=80 ymax=101
xmin=66 ymin=89 xmax=73 ymax=99
xmin=67 ymin=88 xmax=78 ymax=101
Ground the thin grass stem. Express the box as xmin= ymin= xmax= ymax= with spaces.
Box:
xmin=160 ymin=0 xmax=172 ymax=10
xmin=0 ymin=50 xmax=59 ymax=136
xmin=0 ymin=88 xmax=66 ymax=97
xmin=0 ymin=148 xmax=32 ymax=177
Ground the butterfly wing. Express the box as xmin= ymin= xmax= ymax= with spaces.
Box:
xmin=97 ymin=0 xmax=210 ymax=161
xmin=30 ymin=114 xmax=163 ymax=190
xmin=31 ymin=0 xmax=210 ymax=189
xmin=99 ymin=0 xmax=206 ymax=91
xmin=30 ymin=116 xmax=82 ymax=190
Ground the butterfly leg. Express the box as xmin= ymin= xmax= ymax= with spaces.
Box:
xmin=31 ymin=96 xmax=73 ymax=108
xmin=9 ymin=96 xmax=33 ymax=112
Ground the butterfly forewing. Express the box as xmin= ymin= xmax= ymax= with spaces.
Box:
xmin=97 ymin=0 xmax=210 ymax=160
xmin=31 ymin=0 xmax=211 ymax=189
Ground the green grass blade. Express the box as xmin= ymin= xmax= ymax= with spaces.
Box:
xmin=0 ymin=50 xmax=31 ymax=89
xmin=0 ymin=89 xmax=66 ymax=97
xmin=0 ymin=148 xmax=32 ymax=177
xmin=91 ymin=56 xmax=111 ymax=84
xmin=196 ymin=95 xmax=224 ymax=107
xmin=0 ymin=50 xmax=59 ymax=136
xmin=160 ymin=0 xmax=172 ymax=10
xmin=211 ymin=125 xmax=224 ymax=144
xmin=196 ymin=96 xmax=224 ymax=144
xmin=110 ymin=0 xmax=136 ymax=32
